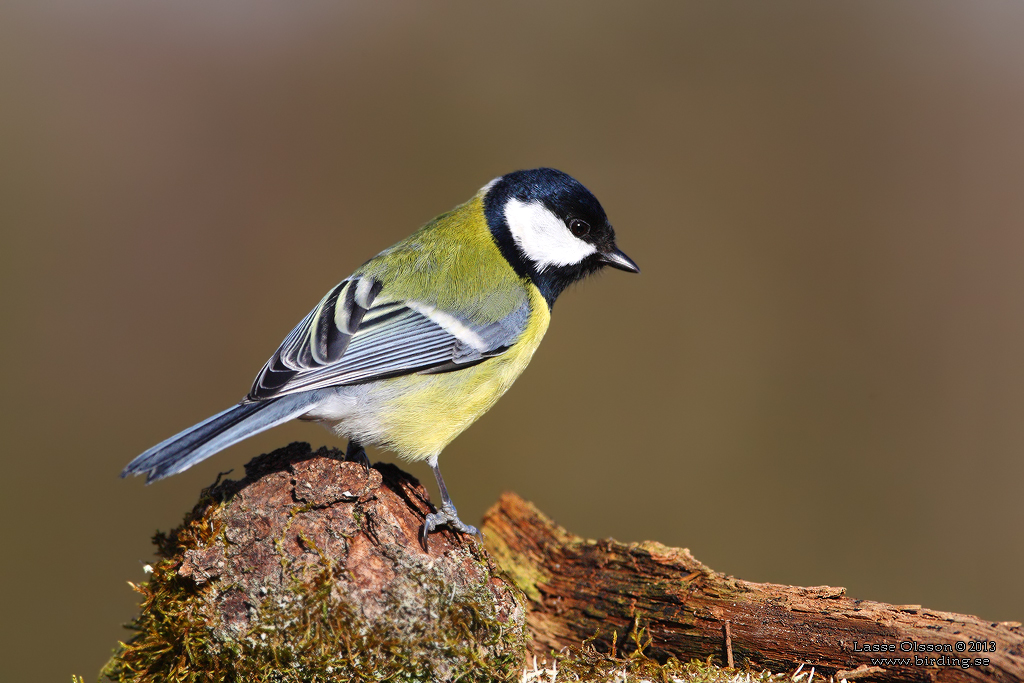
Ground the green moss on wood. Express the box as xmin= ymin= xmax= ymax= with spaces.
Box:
xmin=103 ymin=449 xmax=528 ymax=682
xmin=524 ymin=624 xmax=789 ymax=683
xmin=105 ymin=559 xmax=526 ymax=682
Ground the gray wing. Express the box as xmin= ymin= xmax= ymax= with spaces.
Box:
xmin=248 ymin=275 xmax=529 ymax=400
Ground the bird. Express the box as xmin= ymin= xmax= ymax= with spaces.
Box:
xmin=123 ymin=167 xmax=639 ymax=544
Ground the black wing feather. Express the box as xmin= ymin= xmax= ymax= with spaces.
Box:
xmin=248 ymin=276 xmax=528 ymax=401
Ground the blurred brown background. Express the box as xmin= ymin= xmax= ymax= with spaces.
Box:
xmin=2 ymin=1 xmax=1024 ymax=679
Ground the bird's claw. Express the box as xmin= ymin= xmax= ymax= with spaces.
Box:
xmin=421 ymin=503 xmax=479 ymax=549
xmin=344 ymin=443 xmax=371 ymax=473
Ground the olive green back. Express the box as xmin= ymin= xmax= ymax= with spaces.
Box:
xmin=355 ymin=194 xmax=529 ymax=325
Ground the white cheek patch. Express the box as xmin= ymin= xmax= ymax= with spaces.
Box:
xmin=504 ymin=198 xmax=597 ymax=271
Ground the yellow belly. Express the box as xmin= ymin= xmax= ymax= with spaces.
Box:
xmin=368 ymin=285 xmax=550 ymax=459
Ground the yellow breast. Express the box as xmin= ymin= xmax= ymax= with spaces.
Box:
xmin=369 ymin=284 xmax=551 ymax=460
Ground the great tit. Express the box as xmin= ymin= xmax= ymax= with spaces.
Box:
xmin=123 ymin=168 xmax=639 ymax=543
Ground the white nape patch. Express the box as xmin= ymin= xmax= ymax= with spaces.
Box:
xmin=478 ymin=176 xmax=501 ymax=196
xmin=406 ymin=301 xmax=488 ymax=352
xmin=504 ymin=198 xmax=597 ymax=271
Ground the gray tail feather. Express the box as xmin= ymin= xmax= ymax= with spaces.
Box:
xmin=122 ymin=394 xmax=318 ymax=483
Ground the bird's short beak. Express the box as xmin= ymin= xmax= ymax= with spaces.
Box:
xmin=599 ymin=247 xmax=640 ymax=273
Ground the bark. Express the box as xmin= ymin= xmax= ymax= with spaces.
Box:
xmin=481 ymin=492 xmax=1024 ymax=683
xmin=104 ymin=443 xmax=527 ymax=682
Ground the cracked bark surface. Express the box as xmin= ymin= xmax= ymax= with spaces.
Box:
xmin=482 ymin=493 xmax=1024 ymax=683
xmin=177 ymin=443 xmax=523 ymax=642
xmin=104 ymin=442 xmax=526 ymax=682
xmin=107 ymin=442 xmax=1021 ymax=683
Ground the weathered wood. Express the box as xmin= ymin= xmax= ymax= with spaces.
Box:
xmin=482 ymin=493 xmax=1024 ymax=683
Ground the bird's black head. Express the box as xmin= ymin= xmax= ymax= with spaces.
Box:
xmin=482 ymin=168 xmax=639 ymax=307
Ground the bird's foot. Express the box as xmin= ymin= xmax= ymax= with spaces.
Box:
xmin=421 ymin=503 xmax=480 ymax=549
xmin=344 ymin=442 xmax=371 ymax=473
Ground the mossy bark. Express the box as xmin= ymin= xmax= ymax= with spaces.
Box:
xmin=482 ymin=493 xmax=1024 ymax=683
xmin=103 ymin=443 xmax=527 ymax=682
xmin=105 ymin=443 xmax=1023 ymax=682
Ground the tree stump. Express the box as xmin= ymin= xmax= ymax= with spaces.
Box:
xmin=482 ymin=493 xmax=1024 ymax=683
xmin=103 ymin=442 xmax=527 ymax=682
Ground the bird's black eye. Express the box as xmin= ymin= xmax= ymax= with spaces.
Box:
xmin=568 ymin=218 xmax=590 ymax=238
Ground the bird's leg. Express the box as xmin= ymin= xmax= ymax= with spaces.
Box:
xmin=422 ymin=457 xmax=479 ymax=548
xmin=344 ymin=439 xmax=371 ymax=472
